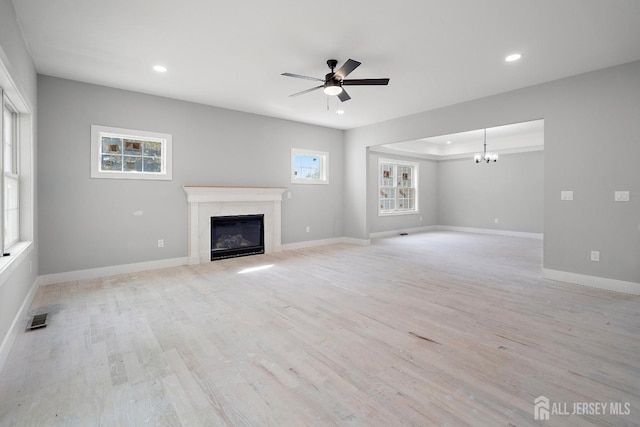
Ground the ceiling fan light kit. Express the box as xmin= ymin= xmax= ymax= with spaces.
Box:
xmin=282 ymin=58 xmax=390 ymax=103
xmin=323 ymin=79 xmax=343 ymax=96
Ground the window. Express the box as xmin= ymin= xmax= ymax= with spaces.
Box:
xmin=0 ymin=58 xmax=35 ymax=273
xmin=378 ymin=159 xmax=418 ymax=215
xmin=291 ymin=148 xmax=329 ymax=184
xmin=91 ymin=125 xmax=172 ymax=180
xmin=2 ymin=97 xmax=19 ymax=248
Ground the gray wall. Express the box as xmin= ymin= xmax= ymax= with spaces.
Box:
xmin=0 ymin=0 xmax=38 ymax=357
xmin=438 ymin=151 xmax=544 ymax=233
xmin=0 ymin=0 xmax=36 ymax=99
xmin=346 ymin=60 xmax=640 ymax=284
xmin=367 ymin=151 xmax=438 ymax=234
xmin=38 ymin=76 xmax=344 ymax=275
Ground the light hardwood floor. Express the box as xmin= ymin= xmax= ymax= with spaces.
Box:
xmin=1 ymin=232 xmax=638 ymax=426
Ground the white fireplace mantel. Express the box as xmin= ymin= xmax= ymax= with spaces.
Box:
xmin=183 ymin=186 xmax=287 ymax=264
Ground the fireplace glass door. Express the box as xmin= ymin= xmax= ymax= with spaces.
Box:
xmin=210 ymin=214 xmax=265 ymax=260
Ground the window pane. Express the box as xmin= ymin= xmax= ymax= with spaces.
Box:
xmin=294 ymin=155 xmax=321 ymax=180
xmin=380 ymin=187 xmax=396 ymax=211
xmin=4 ymin=175 xmax=18 ymax=247
xmin=143 ymin=157 xmax=162 ymax=172
xmin=144 ymin=141 xmax=162 ymax=157
xmin=123 ymin=139 xmax=143 ymax=155
xmin=123 ymin=156 xmax=142 ymax=172
xmin=380 ymin=164 xmax=394 ymax=187
xmin=3 ymin=108 xmax=13 ymax=172
xmin=397 ymin=165 xmax=413 ymax=187
xmin=102 ymin=137 xmax=122 ymax=154
xmin=398 ymin=187 xmax=414 ymax=210
xmin=101 ymin=155 xmax=122 ymax=171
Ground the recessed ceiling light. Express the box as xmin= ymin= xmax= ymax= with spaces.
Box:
xmin=153 ymin=65 xmax=167 ymax=73
xmin=505 ymin=53 xmax=522 ymax=62
xmin=446 ymin=141 xmax=451 ymax=144
xmin=336 ymin=109 xmax=345 ymax=115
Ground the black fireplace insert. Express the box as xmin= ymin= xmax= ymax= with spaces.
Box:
xmin=210 ymin=214 xmax=265 ymax=260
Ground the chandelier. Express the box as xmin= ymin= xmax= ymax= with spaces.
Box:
xmin=474 ymin=129 xmax=498 ymax=163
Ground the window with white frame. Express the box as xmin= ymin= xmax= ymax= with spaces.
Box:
xmin=378 ymin=159 xmax=418 ymax=215
xmin=91 ymin=125 xmax=172 ymax=180
xmin=0 ymin=58 xmax=34 ymax=268
xmin=2 ymin=96 xmax=19 ymax=248
xmin=291 ymin=148 xmax=328 ymax=184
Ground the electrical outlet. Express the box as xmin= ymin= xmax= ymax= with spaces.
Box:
xmin=591 ymin=251 xmax=600 ymax=262
xmin=158 ymin=239 xmax=164 ymax=248
xmin=494 ymin=218 xmax=499 ymax=224
xmin=614 ymin=191 xmax=630 ymax=202
xmin=305 ymin=226 xmax=310 ymax=233
xmin=561 ymin=191 xmax=574 ymax=201
xmin=287 ymin=191 xmax=291 ymax=199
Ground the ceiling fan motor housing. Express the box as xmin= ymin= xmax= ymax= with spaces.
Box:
xmin=325 ymin=73 xmax=340 ymax=85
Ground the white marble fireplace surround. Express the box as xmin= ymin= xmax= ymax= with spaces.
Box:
xmin=183 ymin=186 xmax=287 ymax=264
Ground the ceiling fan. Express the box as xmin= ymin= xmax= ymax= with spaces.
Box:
xmin=282 ymin=59 xmax=390 ymax=102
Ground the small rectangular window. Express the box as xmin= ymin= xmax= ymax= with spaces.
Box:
xmin=291 ymin=148 xmax=328 ymax=184
xmin=91 ymin=125 xmax=172 ymax=180
xmin=378 ymin=159 xmax=418 ymax=215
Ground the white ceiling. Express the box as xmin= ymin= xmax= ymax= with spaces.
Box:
xmin=11 ymin=0 xmax=640 ymax=130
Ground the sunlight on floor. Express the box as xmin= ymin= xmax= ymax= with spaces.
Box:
xmin=237 ymin=264 xmax=275 ymax=274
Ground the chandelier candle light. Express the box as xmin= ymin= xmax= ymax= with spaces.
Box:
xmin=474 ymin=129 xmax=499 ymax=163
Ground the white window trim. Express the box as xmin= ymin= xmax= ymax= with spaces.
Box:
xmin=0 ymin=54 xmax=35 ymax=283
xmin=378 ymin=158 xmax=419 ymax=216
xmin=291 ymin=148 xmax=329 ymax=185
xmin=91 ymin=125 xmax=172 ymax=180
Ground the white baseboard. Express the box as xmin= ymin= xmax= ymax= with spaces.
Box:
xmin=369 ymin=225 xmax=438 ymax=239
xmin=0 ymin=276 xmax=39 ymax=373
xmin=435 ymin=225 xmax=543 ymax=240
xmin=281 ymin=237 xmax=370 ymax=251
xmin=369 ymin=225 xmax=542 ymax=240
xmin=37 ymin=257 xmax=189 ymax=286
xmin=543 ymin=268 xmax=640 ymax=295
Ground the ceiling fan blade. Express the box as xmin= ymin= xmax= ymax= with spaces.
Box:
xmin=337 ymin=88 xmax=351 ymax=102
xmin=289 ymin=85 xmax=323 ymax=97
xmin=334 ymin=59 xmax=361 ymax=80
xmin=281 ymin=72 xmax=324 ymax=82
xmin=342 ymin=78 xmax=390 ymax=86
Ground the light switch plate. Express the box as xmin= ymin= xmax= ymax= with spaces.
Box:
xmin=561 ymin=191 xmax=574 ymax=201
xmin=591 ymin=251 xmax=600 ymax=262
xmin=614 ymin=191 xmax=630 ymax=202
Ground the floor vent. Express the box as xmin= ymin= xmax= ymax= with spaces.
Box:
xmin=27 ymin=313 xmax=48 ymax=331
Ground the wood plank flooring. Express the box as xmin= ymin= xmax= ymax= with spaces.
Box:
xmin=1 ymin=232 xmax=639 ymax=426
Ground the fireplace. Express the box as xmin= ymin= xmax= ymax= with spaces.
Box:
xmin=183 ymin=186 xmax=286 ymax=264
xmin=210 ymin=214 xmax=265 ymax=260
